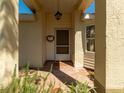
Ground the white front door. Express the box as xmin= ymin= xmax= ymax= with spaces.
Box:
xmin=55 ymin=30 xmax=70 ymax=60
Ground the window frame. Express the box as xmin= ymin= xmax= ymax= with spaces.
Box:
xmin=85 ymin=25 xmax=95 ymax=53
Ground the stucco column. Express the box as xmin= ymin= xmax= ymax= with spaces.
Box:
xmin=73 ymin=9 xmax=84 ymax=68
xmin=0 ymin=0 xmax=18 ymax=87
xmin=95 ymin=0 xmax=124 ymax=92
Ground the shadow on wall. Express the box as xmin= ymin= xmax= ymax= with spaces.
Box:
xmin=0 ymin=0 xmax=18 ymax=87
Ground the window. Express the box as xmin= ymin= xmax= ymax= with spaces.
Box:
xmin=85 ymin=25 xmax=95 ymax=52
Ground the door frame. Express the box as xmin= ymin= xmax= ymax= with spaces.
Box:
xmin=54 ymin=28 xmax=71 ymax=61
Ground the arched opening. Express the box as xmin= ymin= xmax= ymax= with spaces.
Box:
xmin=19 ymin=0 xmax=96 ymax=90
xmin=19 ymin=0 xmax=124 ymax=92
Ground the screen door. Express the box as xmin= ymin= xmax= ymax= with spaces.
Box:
xmin=55 ymin=30 xmax=70 ymax=60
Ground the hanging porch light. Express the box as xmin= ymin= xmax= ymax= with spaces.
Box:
xmin=55 ymin=0 xmax=62 ymax=20
xmin=55 ymin=11 xmax=62 ymax=20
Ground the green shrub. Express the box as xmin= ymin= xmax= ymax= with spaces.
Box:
xmin=0 ymin=65 xmax=96 ymax=93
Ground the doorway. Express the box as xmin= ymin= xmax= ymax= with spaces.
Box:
xmin=55 ymin=29 xmax=70 ymax=61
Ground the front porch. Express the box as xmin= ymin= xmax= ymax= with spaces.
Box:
xmin=19 ymin=0 xmax=95 ymax=69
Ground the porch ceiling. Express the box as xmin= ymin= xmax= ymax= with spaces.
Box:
xmin=38 ymin=0 xmax=81 ymax=13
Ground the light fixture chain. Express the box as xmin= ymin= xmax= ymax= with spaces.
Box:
xmin=57 ymin=0 xmax=60 ymax=11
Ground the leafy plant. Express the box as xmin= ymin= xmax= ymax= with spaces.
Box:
xmin=68 ymin=81 xmax=96 ymax=93
xmin=0 ymin=64 xmax=96 ymax=93
xmin=0 ymin=64 xmax=55 ymax=93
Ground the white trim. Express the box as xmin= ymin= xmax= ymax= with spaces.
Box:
xmin=54 ymin=28 xmax=71 ymax=61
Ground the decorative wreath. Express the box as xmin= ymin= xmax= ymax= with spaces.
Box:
xmin=46 ymin=35 xmax=55 ymax=42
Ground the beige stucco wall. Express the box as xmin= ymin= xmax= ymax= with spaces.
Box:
xmin=73 ymin=8 xmax=84 ymax=68
xmin=95 ymin=0 xmax=124 ymax=92
xmin=0 ymin=0 xmax=18 ymax=87
xmin=106 ymin=0 xmax=124 ymax=90
xmin=19 ymin=10 xmax=46 ymax=68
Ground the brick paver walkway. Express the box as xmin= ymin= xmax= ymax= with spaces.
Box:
xmin=41 ymin=61 xmax=94 ymax=89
